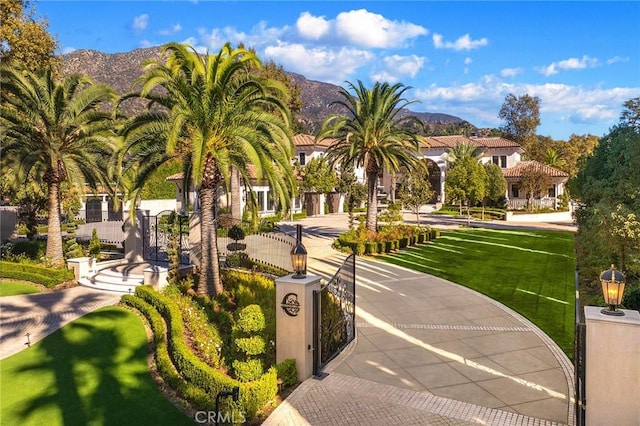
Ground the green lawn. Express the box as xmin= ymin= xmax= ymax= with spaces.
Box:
xmin=0 ymin=307 xmax=193 ymax=425
xmin=0 ymin=280 xmax=41 ymax=296
xmin=379 ymin=228 xmax=576 ymax=358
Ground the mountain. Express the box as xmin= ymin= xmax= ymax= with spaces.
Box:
xmin=61 ymin=47 xmax=472 ymax=134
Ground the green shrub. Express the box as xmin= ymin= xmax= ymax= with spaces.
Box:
xmin=233 ymin=304 xmax=267 ymax=382
xmin=236 ymin=304 xmax=266 ymax=333
xmin=623 ymin=286 xmax=640 ymax=311
xmin=5 ymin=240 xmax=46 ymax=260
xmin=355 ymin=243 xmax=365 ymax=256
xmin=88 ymin=228 xmax=101 ymax=260
xmin=430 ymin=228 xmax=441 ymax=239
xmin=275 ymin=359 xmax=298 ymax=387
xmin=133 ymin=286 xmax=277 ymax=419
xmin=232 ymin=359 xmax=264 ymax=383
xmin=228 ymin=225 xmax=245 ymax=242
xmin=364 ymin=242 xmax=378 ymax=255
xmin=120 ymin=295 xmax=213 ymax=409
xmin=0 ymin=261 xmax=74 ymax=287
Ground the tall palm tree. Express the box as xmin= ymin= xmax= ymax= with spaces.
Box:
xmin=121 ymin=42 xmax=295 ymax=296
xmin=317 ymin=80 xmax=423 ymax=232
xmin=0 ymin=65 xmax=117 ymax=265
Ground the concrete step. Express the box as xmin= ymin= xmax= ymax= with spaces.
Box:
xmin=78 ymin=277 xmax=140 ymax=294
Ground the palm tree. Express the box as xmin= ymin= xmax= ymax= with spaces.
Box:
xmin=121 ymin=42 xmax=295 ymax=296
xmin=317 ymin=80 xmax=423 ymax=232
xmin=447 ymin=140 xmax=483 ymax=164
xmin=0 ymin=65 xmax=117 ymax=265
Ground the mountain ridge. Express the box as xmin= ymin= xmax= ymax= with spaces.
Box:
xmin=60 ymin=46 xmax=473 ymax=134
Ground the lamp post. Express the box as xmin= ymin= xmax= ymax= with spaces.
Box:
xmin=600 ymin=264 xmax=626 ymax=316
xmin=291 ymin=224 xmax=307 ymax=279
xmin=214 ymin=386 xmax=239 ymax=425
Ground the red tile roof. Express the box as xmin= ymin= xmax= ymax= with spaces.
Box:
xmin=502 ymin=160 xmax=569 ymax=178
xmin=293 ymin=134 xmax=335 ymax=148
xmin=421 ymin=135 xmax=522 ymax=150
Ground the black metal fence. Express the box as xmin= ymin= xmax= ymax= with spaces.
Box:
xmin=215 ymin=217 xmax=296 ymax=272
xmin=313 ymin=254 xmax=356 ymax=376
xmin=574 ymin=269 xmax=586 ymax=426
xmin=143 ymin=210 xmax=190 ymax=265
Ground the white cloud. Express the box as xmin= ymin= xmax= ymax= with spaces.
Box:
xmin=383 ymin=54 xmax=424 ymax=77
xmin=132 ymin=14 xmax=149 ymax=32
xmin=607 ymin=56 xmax=630 ymax=65
xmin=158 ymin=24 xmax=182 ymax=36
xmin=432 ymin=33 xmax=488 ymax=51
xmin=264 ymin=43 xmax=374 ymax=84
xmin=61 ymin=46 xmax=77 ymax=54
xmin=537 ymin=55 xmax=599 ymax=76
xmin=500 ymin=67 xmax=524 ymax=78
xmin=296 ymin=12 xmax=330 ymax=40
xmin=334 ymin=9 xmax=428 ymax=48
xmin=413 ymin=77 xmax=637 ymax=132
xmin=370 ymin=54 xmax=424 ymax=83
xmin=464 ymin=57 xmax=472 ymax=65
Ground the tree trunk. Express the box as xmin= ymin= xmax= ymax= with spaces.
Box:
xmin=390 ymin=173 xmax=396 ymax=203
xmin=197 ymin=186 xmax=223 ymax=296
xmin=366 ymin=171 xmax=378 ymax=232
xmin=230 ymin=166 xmax=241 ymax=222
xmin=46 ymin=181 xmax=64 ymax=265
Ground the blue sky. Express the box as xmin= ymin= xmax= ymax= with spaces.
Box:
xmin=38 ymin=1 xmax=640 ymax=140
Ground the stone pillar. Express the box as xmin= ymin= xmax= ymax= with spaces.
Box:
xmin=67 ymin=257 xmax=95 ymax=280
xmin=585 ymin=306 xmax=640 ymax=426
xmin=275 ymin=274 xmax=322 ymax=381
xmin=124 ymin=210 xmax=148 ymax=262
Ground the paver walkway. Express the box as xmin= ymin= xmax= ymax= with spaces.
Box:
xmin=0 ymin=286 xmax=121 ymax=360
xmin=267 ymin=213 xmax=576 ymax=426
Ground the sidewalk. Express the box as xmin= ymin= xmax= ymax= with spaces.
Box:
xmin=0 ymin=286 xmax=121 ymax=360
xmin=267 ymin=213 xmax=575 ymax=426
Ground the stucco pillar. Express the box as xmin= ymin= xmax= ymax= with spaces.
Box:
xmin=584 ymin=306 xmax=640 ymax=426
xmin=275 ymin=274 xmax=322 ymax=381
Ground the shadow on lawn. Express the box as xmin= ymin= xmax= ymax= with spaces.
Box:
xmin=13 ymin=308 xmax=190 ymax=425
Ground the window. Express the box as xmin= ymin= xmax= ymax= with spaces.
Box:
xmin=493 ymin=155 xmax=507 ymax=168
xmin=548 ymin=186 xmax=556 ymax=198
xmin=299 ymin=153 xmax=306 ymax=166
xmin=512 ymin=184 xmax=520 ymax=198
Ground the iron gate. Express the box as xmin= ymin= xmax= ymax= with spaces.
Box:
xmin=143 ymin=210 xmax=190 ymax=265
xmin=574 ymin=270 xmax=586 ymax=426
xmin=313 ymin=254 xmax=356 ymax=376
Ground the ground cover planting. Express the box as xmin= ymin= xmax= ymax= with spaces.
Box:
xmin=379 ymin=228 xmax=576 ymax=357
xmin=0 ymin=307 xmax=192 ymax=425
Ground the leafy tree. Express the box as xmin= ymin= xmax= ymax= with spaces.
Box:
xmin=0 ymin=65 xmax=116 ymax=265
xmin=559 ymin=134 xmax=599 ymax=178
xmin=620 ymin=97 xmax=640 ymax=132
xmin=573 ymin=119 xmax=640 ymax=284
xmin=444 ymin=156 xmax=486 ymax=222
xmin=317 ymin=80 xmax=423 ymax=232
xmin=120 ymin=42 xmax=295 ymax=296
xmin=499 ymin=93 xmax=541 ymax=157
xmin=139 ymin=159 xmax=183 ymax=200
xmin=483 ymin=162 xmax=507 ymax=210
xmin=297 ymin=156 xmax=338 ymax=195
xmin=0 ymin=0 xmax=59 ymax=72
xmin=398 ymin=166 xmax=434 ymax=226
xmin=518 ymin=165 xmax=550 ymax=212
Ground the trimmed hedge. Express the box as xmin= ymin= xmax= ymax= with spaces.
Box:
xmin=0 ymin=261 xmax=74 ymax=287
xmin=134 ymin=285 xmax=277 ymax=419
xmin=120 ymin=295 xmax=212 ymax=409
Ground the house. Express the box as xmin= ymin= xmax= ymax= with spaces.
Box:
xmin=375 ymin=134 xmax=569 ymax=210
xmin=165 ymin=133 xmax=569 ymax=217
